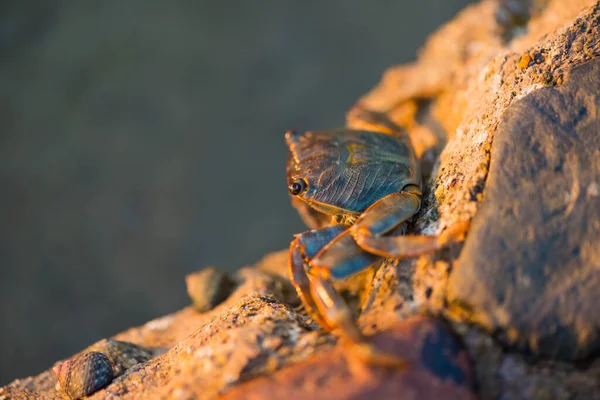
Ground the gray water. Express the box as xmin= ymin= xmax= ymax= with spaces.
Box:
xmin=0 ymin=0 xmax=474 ymax=384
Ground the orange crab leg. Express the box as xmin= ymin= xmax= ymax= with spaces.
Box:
xmin=310 ymin=230 xmax=381 ymax=280
xmin=295 ymin=224 xmax=347 ymax=259
xmin=308 ymin=189 xmax=425 ymax=273
xmin=308 ymin=258 xmax=406 ymax=367
xmin=297 ymin=188 xmax=467 ymax=367
xmin=352 ymin=188 xmax=422 ymax=235
xmin=297 ymin=231 xmax=404 ymax=366
xmin=289 ymin=241 xmax=331 ymax=329
xmin=291 ymin=228 xmax=405 ymax=365
xmin=289 ymin=224 xmax=347 ymax=329
xmin=346 ymin=105 xmax=406 ymax=138
xmin=350 ymin=187 xmax=467 ymax=258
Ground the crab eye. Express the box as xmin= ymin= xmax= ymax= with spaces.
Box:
xmin=288 ymin=179 xmax=307 ymax=196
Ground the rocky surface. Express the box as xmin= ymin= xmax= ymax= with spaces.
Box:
xmin=2 ymin=0 xmax=600 ymax=399
xmin=223 ymin=316 xmax=475 ymax=400
xmin=185 ymin=267 xmax=236 ymax=313
xmin=448 ymin=59 xmax=600 ymax=360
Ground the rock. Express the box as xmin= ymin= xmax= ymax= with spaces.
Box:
xmin=350 ymin=0 xmax=600 ymax=398
xmin=0 ymin=253 xmax=324 ymax=400
xmin=186 ymin=267 xmax=236 ymax=313
xmin=221 ymin=316 xmax=476 ymax=400
xmin=99 ymin=295 xmax=328 ymax=399
xmin=447 ymin=59 xmax=600 ymax=360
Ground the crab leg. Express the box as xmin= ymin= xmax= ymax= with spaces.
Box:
xmin=289 ymin=224 xmax=347 ymax=329
xmin=303 ymin=232 xmax=405 ymax=366
xmin=350 ymin=187 xmax=467 ymax=258
xmin=290 ymin=241 xmax=330 ymax=329
xmin=295 ymin=224 xmax=347 ymax=259
xmin=347 ymin=105 xmax=407 ymax=139
xmin=307 ymin=237 xmax=405 ymax=367
xmin=310 ymin=229 xmax=381 ymax=279
xmin=310 ymin=276 xmax=406 ymax=367
xmin=292 ymin=228 xmax=404 ymax=365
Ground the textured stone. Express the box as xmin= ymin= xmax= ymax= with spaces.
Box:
xmin=99 ymin=295 xmax=327 ymax=399
xmin=447 ymin=59 xmax=600 ymax=360
xmin=0 ymin=252 xmax=303 ymax=400
xmin=222 ymin=316 xmax=475 ymax=400
xmin=185 ymin=267 xmax=236 ymax=313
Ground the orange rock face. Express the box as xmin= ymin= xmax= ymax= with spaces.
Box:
xmin=223 ymin=317 xmax=475 ymax=400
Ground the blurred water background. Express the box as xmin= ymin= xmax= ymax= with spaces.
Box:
xmin=0 ymin=0 xmax=474 ymax=384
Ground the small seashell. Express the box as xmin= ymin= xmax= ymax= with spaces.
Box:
xmin=186 ymin=266 xmax=236 ymax=312
xmin=52 ymin=351 xmax=114 ymax=399
xmin=88 ymin=339 xmax=161 ymax=376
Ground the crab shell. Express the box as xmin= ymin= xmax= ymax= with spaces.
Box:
xmin=285 ymin=129 xmax=421 ymax=227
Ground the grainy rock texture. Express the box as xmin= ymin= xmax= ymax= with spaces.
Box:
xmin=448 ymin=59 xmax=600 ymax=360
xmin=185 ymin=267 xmax=236 ymax=313
xmin=2 ymin=0 xmax=600 ymax=399
xmin=223 ymin=316 xmax=475 ymax=400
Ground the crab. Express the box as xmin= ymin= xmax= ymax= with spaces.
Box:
xmin=286 ymin=110 xmax=466 ymax=366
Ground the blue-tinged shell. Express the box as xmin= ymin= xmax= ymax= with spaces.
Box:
xmin=286 ymin=129 xmax=420 ymax=216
